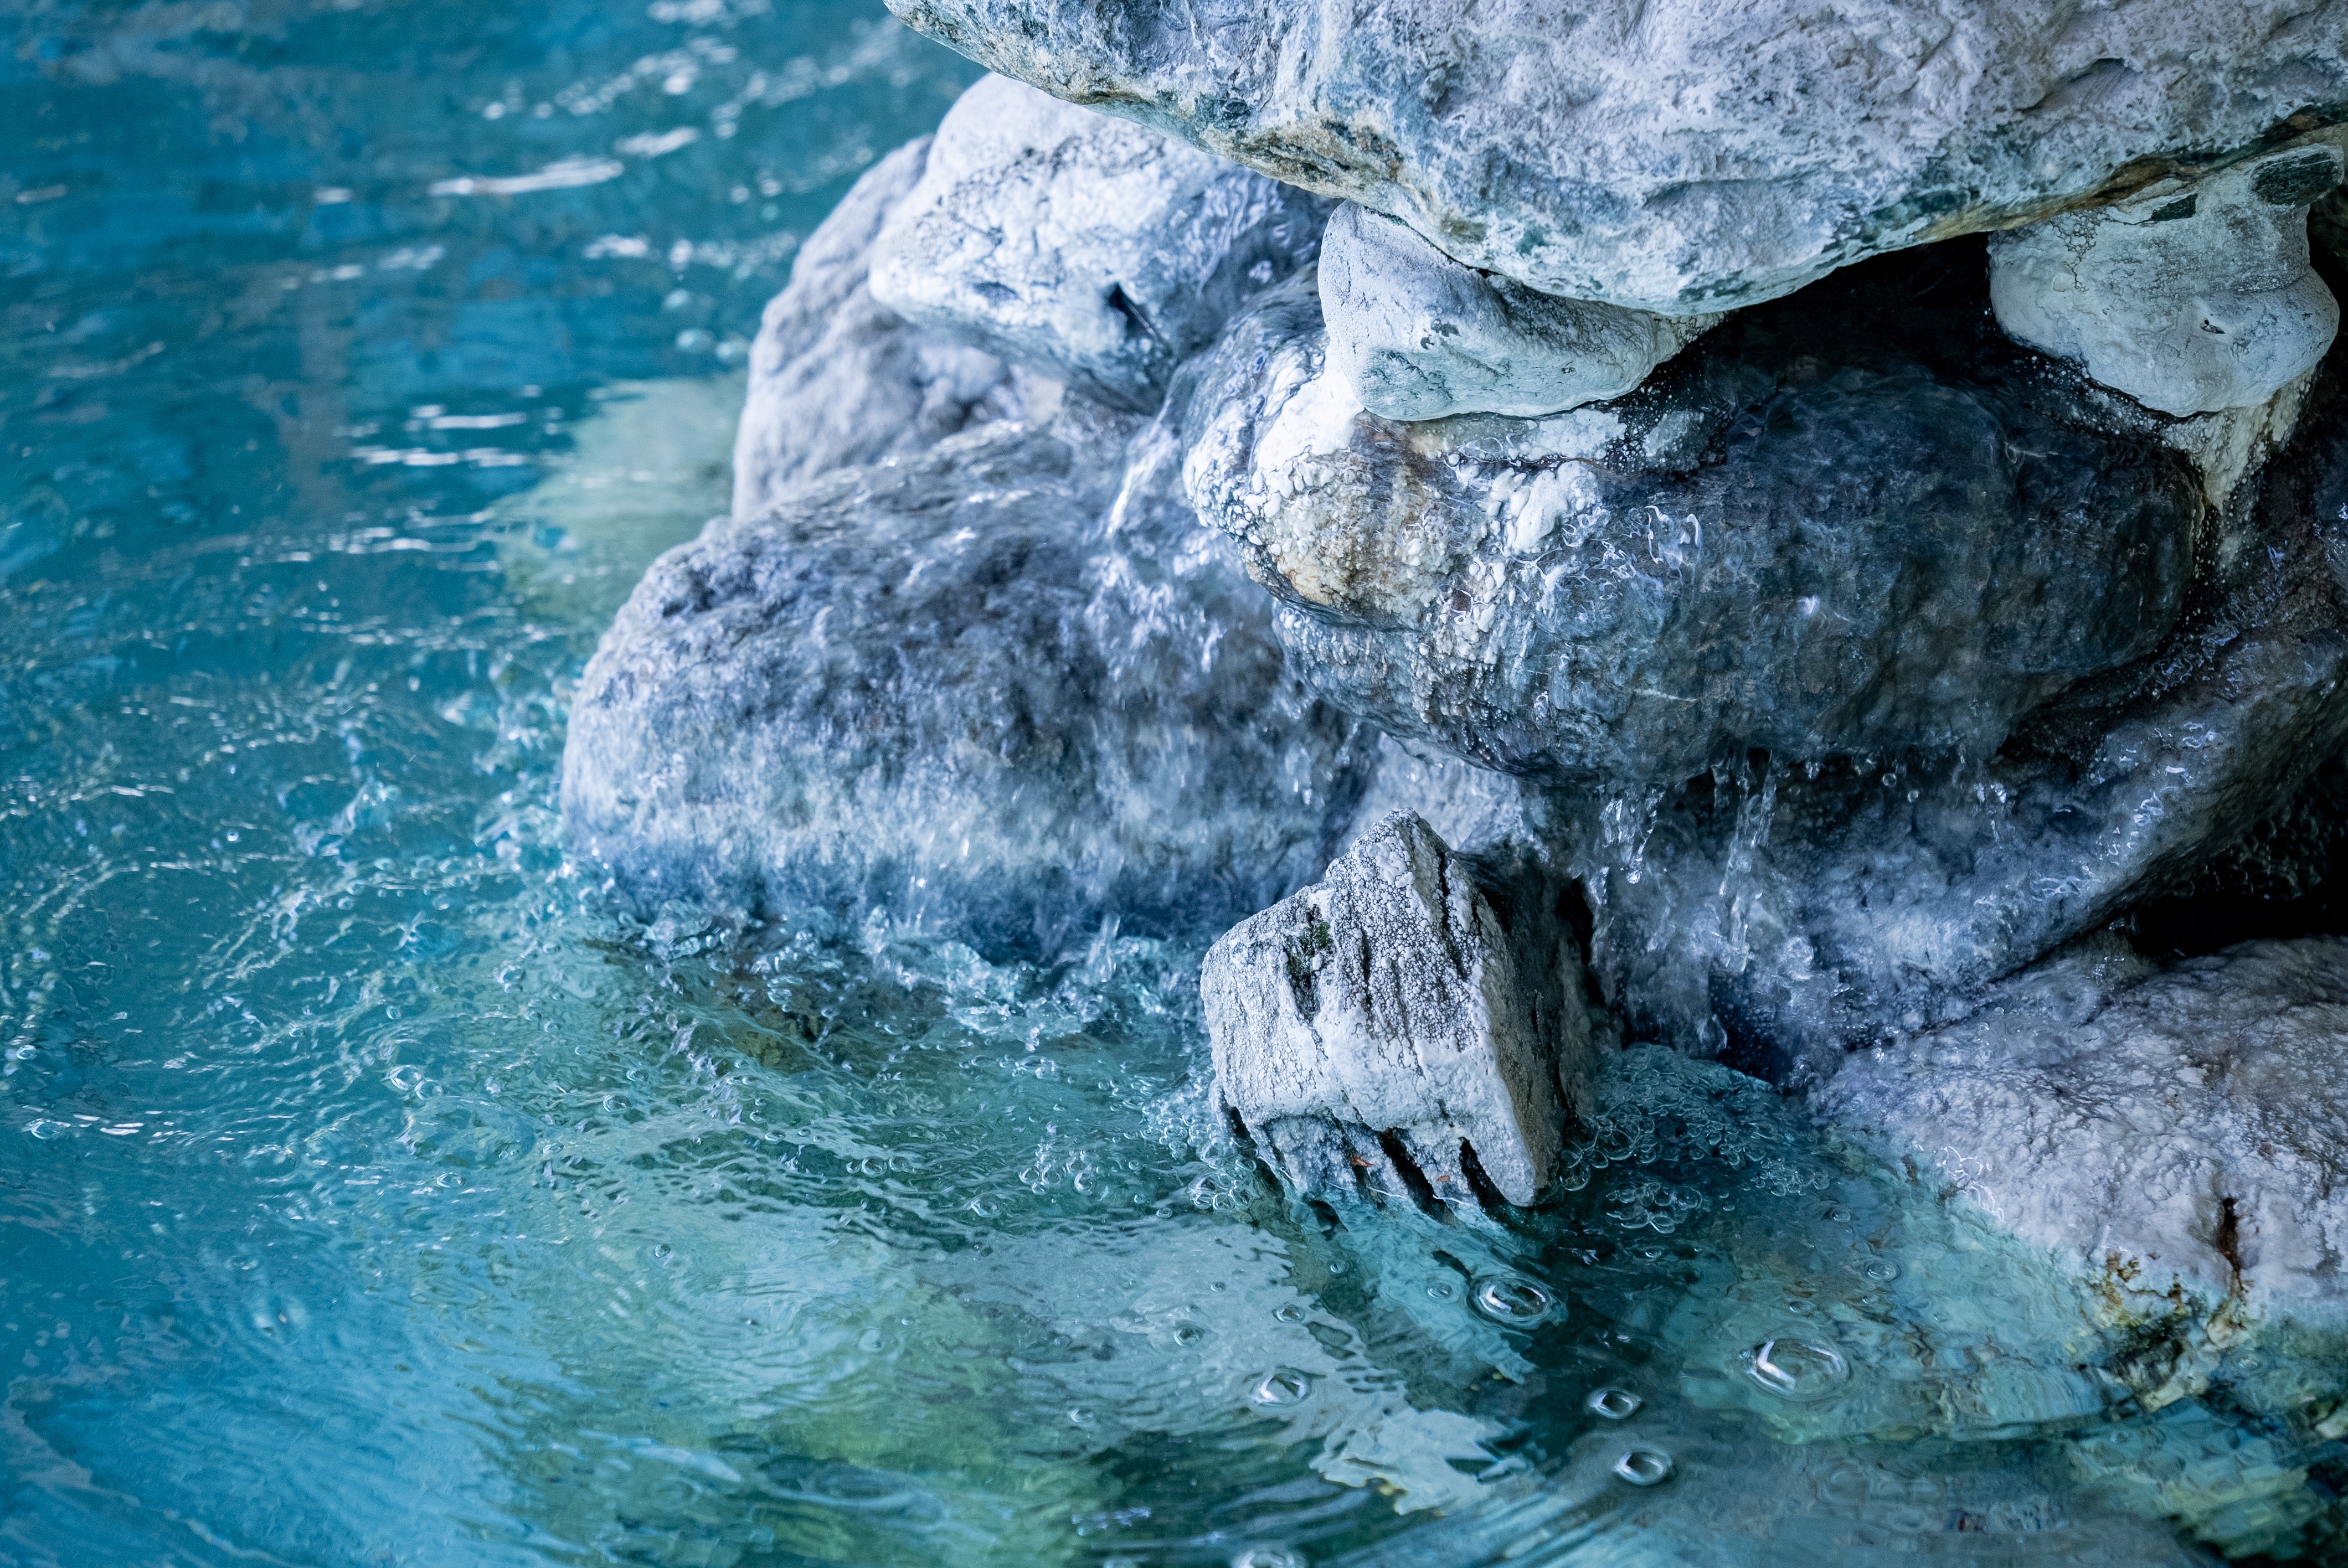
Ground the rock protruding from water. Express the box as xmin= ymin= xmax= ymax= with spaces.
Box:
xmin=565 ymin=408 xmax=1375 ymax=959
xmin=1817 ymin=937 xmax=2348 ymax=1326
xmin=1201 ymin=811 xmax=1590 ymax=1207
xmin=731 ymin=137 xmax=1034 ymax=519
xmin=1991 ymin=144 xmax=2345 ymax=417
xmin=1319 ymin=203 xmax=1720 ymax=421
xmin=867 ymin=74 xmax=1330 ymax=413
xmin=886 ymin=0 xmax=2348 ymax=316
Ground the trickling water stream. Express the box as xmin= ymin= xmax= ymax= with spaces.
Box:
xmin=4 ymin=2 xmax=2347 ymax=1564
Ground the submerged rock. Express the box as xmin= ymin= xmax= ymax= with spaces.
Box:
xmin=1201 ymin=811 xmax=1590 ymax=1207
xmin=887 ymin=0 xmax=2348 ymax=316
xmin=1817 ymin=937 xmax=2348 ymax=1326
xmin=867 ymin=74 xmax=1329 ymax=413
xmin=731 ymin=137 xmax=1033 ymax=520
xmin=1319 ymin=203 xmax=1720 ymax=422
xmin=565 ymin=410 xmax=1375 ymax=958
xmin=1991 ymin=144 xmax=2345 ymax=417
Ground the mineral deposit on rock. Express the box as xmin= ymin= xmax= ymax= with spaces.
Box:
xmin=1201 ymin=811 xmax=1590 ymax=1206
xmin=1819 ymin=938 xmax=2348 ymax=1324
xmin=867 ymin=73 xmax=1330 ymax=412
xmin=1991 ymin=143 xmax=2346 ymax=417
xmin=887 ymin=0 xmax=2348 ymax=314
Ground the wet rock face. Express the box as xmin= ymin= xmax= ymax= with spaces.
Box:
xmin=1817 ymin=937 xmax=2348 ymax=1325
xmin=1991 ymin=145 xmax=2345 ymax=417
xmin=885 ymin=0 xmax=2348 ymax=316
xmin=1185 ymin=250 xmax=2203 ymax=787
xmin=1319 ymin=203 xmax=1720 ymax=422
xmin=867 ymin=74 xmax=1330 ymax=413
xmin=732 ymin=137 xmax=1033 ymax=520
xmin=565 ymin=411 xmax=1376 ymax=960
xmin=1201 ymin=812 xmax=1590 ymax=1207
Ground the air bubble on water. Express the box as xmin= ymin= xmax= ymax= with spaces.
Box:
xmin=1587 ymin=1386 xmax=1642 ymax=1420
xmin=1471 ymin=1275 xmax=1554 ymax=1325
xmin=1248 ymin=1368 xmax=1312 ymax=1407
xmin=1426 ymin=1280 xmax=1457 ymax=1301
xmin=1857 ymin=1257 xmax=1900 ymax=1282
xmin=1743 ymin=1335 xmax=1851 ymax=1401
xmin=1613 ymin=1448 xmax=1674 ymax=1486
xmin=1067 ymin=1406 xmax=1095 ymax=1428
xmin=1273 ymin=1303 xmax=1305 ymax=1324
xmin=1232 ymin=1548 xmax=1305 ymax=1568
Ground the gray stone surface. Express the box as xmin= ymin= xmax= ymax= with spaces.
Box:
xmin=1201 ymin=811 xmax=1590 ymax=1207
xmin=1817 ymin=937 xmax=2348 ymax=1325
xmin=730 ymin=137 xmax=1034 ymax=520
xmin=1187 ymin=246 xmax=2348 ymax=1072
xmin=1319 ymin=203 xmax=1721 ymax=422
xmin=1183 ymin=264 xmax=2203 ymax=788
xmin=887 ymin=0 xmax=2348 ymax=316
xmin=566 ymin=408 xmax=1376 ymax=960
xmin=866 ymin=73 xmax=1330 ymax=412
xmin=1991 ymin=144 xmax=2345 ymax=416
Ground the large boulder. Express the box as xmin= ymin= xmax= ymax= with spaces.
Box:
xmin=730 ymin=137 xmax=1034 ymax=520
xmin=1183 ymin=252 xmax=2203 ymax=787
xmin=1186 ymin=244 xmax=2348 ymax=1071
xmin=867 ymin=74 xmax=1331 ymax=413
xmin=1817 ymin=937 xmax=2348 ymax=1326
xmin=1201 ymin=811 xmax=1590 ymax=1206
xmin=885 ymin=0 xmax=2348 ymax=316
xmin=565 ymin=409 xmax=1376 ymax=958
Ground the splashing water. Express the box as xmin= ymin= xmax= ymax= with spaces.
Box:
xmin=5 ymin=2 xmax=2348 ymax=1565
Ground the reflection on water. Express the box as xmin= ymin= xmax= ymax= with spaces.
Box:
xmin=3 ymin=1 xmax=2345 ymax=1564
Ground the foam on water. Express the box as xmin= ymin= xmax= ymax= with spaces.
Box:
xmin=6 ymin=1 xmax=2348 ymax=1564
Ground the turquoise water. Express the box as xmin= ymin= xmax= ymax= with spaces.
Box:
xmin=4 ymin=3 xmax=2346 ymax=1564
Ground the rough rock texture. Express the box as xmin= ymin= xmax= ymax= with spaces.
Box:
xmin=1188 ymin=242 xmax=2348 ymax=1071
xmin=1319 ymin=203 xmax=1720 ymax=422
xmin=730 ymin=137 xmax=1033 ymax=520
xmin=1817 ymin=938 xmax=2348 ymax=1324
xmin=866 ymin=74 xmax=1330 ymax=413
xmin=566 ymin=408 xmax=1376 ymax=959
xmin=1185 ymin=254 xmax=2203 ymax=787
xmin=886 ymin=0 xmax=2348 ymax=315
xmin=1201 ymin=811 xmax=1590 ymax=1206
xmin=1991 ymin=144 xmax=2345 ymax=417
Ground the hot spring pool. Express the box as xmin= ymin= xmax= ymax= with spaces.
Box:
xmin=4 ymin=2 xmax=2345 ymax=1564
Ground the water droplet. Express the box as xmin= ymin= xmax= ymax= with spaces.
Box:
xmin=1471 ymin=1275 xmax=1555 ymax=1325
xmin=1784 ymin=1295 xmax=1817 ymax=1316
xmin=1426 ymin=1280 xmax=1457 ymax=1301
xmin=1587 ymin=1386 xmax=1642 ymax=1420
xmin=1248 ymin=1368 xmax=1312 ymax=1407
xmin=1744 ymin=1335 xmax=1850 ymax=1402
xmin=1823 ymin=1205 xmax=1854 ymax=1224
xmin=1172 ymin=1322 xmax=1206 ymax=1346
xmin=1613 ymin=1447 xmax=1673 ymax=1486
xmin=1273 ymin=1303 xmax=1305 ymax=1324
xmin=1232 ymin=1548 xmax=1304 ymax=1568
xmin=1858 ymin=1258 xmax=1900 ymax=1282
xmin=1067 ymin=1406 xmax=1095 ymax=1428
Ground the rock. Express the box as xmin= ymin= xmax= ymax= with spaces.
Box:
xmin=1991 ymin=144 xmax=2345 ymax=416
xmin=1188 ymin=243 xmax=2348 ymax=1072
xmin=1816 ymin=937 xmax=2348 ymax=1326
xmin=866 ymin=74 xmax=1330 ymax=413
xmin=1320 ymin=203 xmax=1721 ymax=421
xmin=730 ymin=137 xmax=1035 ymax=520
xmin=885 ymin=0 xmax=2348 ymax=315
xmin=1183 ymin=252 xmax=2203 ymax=787
xmin=1200 ymin=811 xmax=1591 ymax=1206
xmin=564 ymin=408 xmax=1377 ymax=960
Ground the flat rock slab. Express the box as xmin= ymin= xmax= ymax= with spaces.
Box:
xmin=888 ymin=0 xmax=2348 ymax=314
xmin=868 ymin=73 xmax=1329 ymax=412
xmin=564 ymin=413 xmax=1374 ymax=958
xmin=1817 ymin=938 xmax=2348 ymax=1325
xmin=1202 ymin=810 xmax=1590 ymax=1206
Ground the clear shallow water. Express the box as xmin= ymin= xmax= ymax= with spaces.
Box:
xmin=4 ymin=2 xmax=2347 ymax=1564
